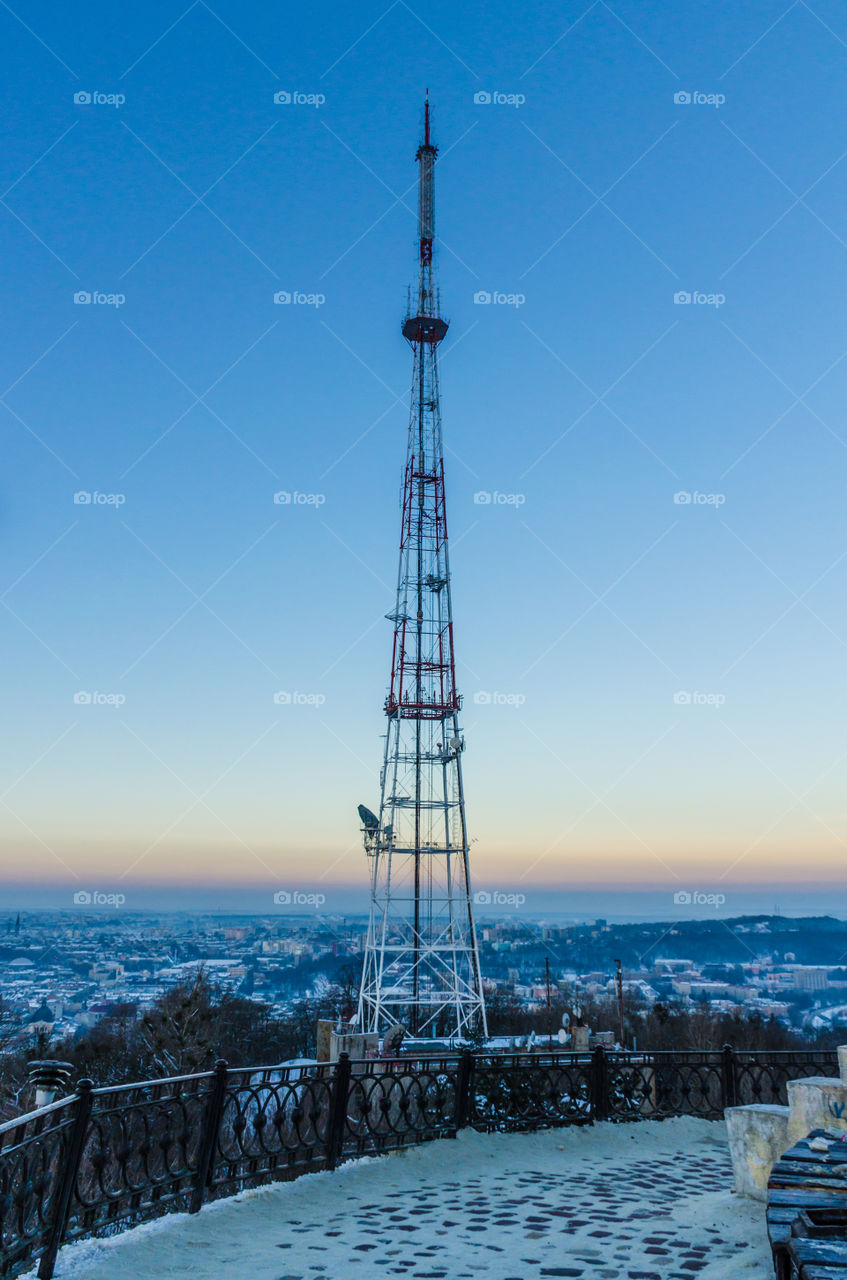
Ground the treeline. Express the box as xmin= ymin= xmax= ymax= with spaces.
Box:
xmin=0 ymin=971 xmax=354 ymax=1120
xmin=484 ymin=987 xmax=847 ymax=1051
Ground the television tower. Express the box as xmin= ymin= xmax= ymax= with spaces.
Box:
xmin=356 ymin=97 xmax=487 ymax=1041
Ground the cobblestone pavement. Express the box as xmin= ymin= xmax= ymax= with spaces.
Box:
xmin=55 ymin=1119 xmax=771 ymax=1280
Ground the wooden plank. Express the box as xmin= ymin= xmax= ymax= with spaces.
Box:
xmin=792 ymin=1240 xmax=847 ymax=1263
xmin=773 ymin=1161 xmax=847 ymax=1177
xmin=776 ymin=1157 xmax=847 ymax=1172
xmin=769 ymin=1205 xmax=845 ymax=1227
xmin=776 ymin=1172 xmax=847 ymax=1184
xmin=784 ymin=1148 xmax=847 ymax=1165
xmin=769 ymin=1207 xmax=804 ymax=1223
xmin=770 ymin=1189 xmax=847 ymax=1207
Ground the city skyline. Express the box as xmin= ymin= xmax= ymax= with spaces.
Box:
xmin=4 ymin=1 xmax=847 ymax=911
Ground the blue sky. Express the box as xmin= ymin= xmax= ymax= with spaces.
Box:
xmin=5 ymin=0 xmax=847 ymax=915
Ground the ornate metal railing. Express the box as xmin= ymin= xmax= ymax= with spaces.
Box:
xmin=0 ymin=1045 xmax=837 ymax=1278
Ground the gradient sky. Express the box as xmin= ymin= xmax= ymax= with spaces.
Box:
xmin=4 ymin=0 xmax=847 ymax=915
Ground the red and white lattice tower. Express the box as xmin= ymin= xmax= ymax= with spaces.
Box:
xmin=356 ymin=97 xmax=487 ymax=1040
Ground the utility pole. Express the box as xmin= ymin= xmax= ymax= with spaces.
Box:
xmin=615 ymin=958 xmax=625 ymax=1049
xmin=545 ymin=956 xmax=552 ymax=1046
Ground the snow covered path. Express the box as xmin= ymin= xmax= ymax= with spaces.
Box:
xmin=53 ymin=1117 xmax=771 ymax=1280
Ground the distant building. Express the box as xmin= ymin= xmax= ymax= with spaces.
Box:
xmin=27 ymin=1001 xmax=56 ymax=1037
xmin=89 ymin=961 xmax=125 ymax=984
xmin=793 ymin=967 xmax=829 ymax=991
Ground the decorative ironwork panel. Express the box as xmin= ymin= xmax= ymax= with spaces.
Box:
xmin=470 ymin=1053 xmax=593 ymax=1131
xmin=605 ymin=1052 xmax=725 ymax=1120
xmin=211 ymin=1064 xmax=335 ymax=1194
xmin=66 ymin=1073 xmax=214 ymax=1240
xmin=734 ymin=1050 xmax=838 ymax=1106
xmin=340 ymin=1057 xmax=461 ymax=1156
xmin=0 ymin=1098 xmax=75 ymax=1279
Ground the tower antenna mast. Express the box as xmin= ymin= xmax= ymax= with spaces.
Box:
xmin=356 ymin=98 xmax=487 ymax=1041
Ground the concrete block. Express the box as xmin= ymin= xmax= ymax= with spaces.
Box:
xmin=725 ymin=1103 xmax=791 ymax=1200
xmin=787 ymin=1076 xmax=847 ymax=1145
xmin=329 ymin=1029 xmax=379 ymax=1063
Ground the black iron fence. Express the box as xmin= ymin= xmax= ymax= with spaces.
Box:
xmin=0 ymin=1044 xmax=837 ymax=1279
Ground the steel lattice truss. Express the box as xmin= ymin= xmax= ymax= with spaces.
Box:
xmin=357 ymin=100 xmax=487 ymax=1040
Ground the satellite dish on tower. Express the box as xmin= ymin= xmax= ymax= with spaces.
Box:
xmin=382 ymin=1024 xmax=406 ymax=1055
xmin=557 ymin=1027 xmax=568 ymax=1045
xmin=357 ymin=804 xmax=379 ymax=831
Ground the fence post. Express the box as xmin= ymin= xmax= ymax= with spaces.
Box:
xmin=326 ymin=1053 xmax=351 ymax=1171
xmin=721 ymin=1044 xmax=737 ymax=1110
xmin=454 ymin=1048 xmax=474 ymax=1132
xmin=590 ymin=1046 xmax=608 ymax=1123
xmin=37 ymin=1080 xmax=93 ymax=1280
xmin=190 ymin=1059 xmax=228 ymax=1214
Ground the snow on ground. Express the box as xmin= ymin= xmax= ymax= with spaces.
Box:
xmin=52 ymin=1117 xmax=771 ymax=1280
